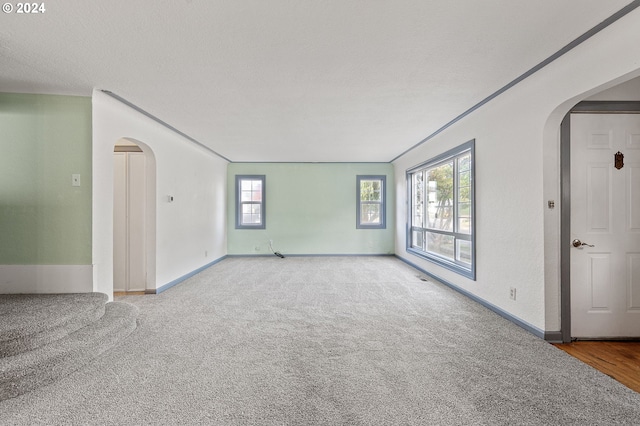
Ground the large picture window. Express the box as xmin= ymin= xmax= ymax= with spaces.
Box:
xmin=407 ymin=140 xmax=475 ymax=279
xmin=357 ymin=175 xmax=386 ymax=229
xmin=235 ymin=175 xmax=266 ymax=229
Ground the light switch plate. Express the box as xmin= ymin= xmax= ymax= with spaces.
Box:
xmin=72 ymin=174 xmax=81 ymax=187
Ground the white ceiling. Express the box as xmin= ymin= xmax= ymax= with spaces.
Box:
xmin=0 ymin=1 xmax=633 ymax=162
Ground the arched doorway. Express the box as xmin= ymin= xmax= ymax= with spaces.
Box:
xmin=558 ymin=77 xmax=640 ymax=341
xmin=113 ymin=138 xmax=156 ymax=294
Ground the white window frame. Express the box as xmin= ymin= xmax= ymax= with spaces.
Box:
xmin=357 ymin=175 xmax=386 ymax=229
xmin=406 ymin=140 xmax=475 ymax=279
xmin=235 ymin=175 xmax=266 ymax=229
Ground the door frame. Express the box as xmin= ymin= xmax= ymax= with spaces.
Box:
xmin=560 ymin=101 xmax=640 ymax=342
xmin=113 ymin=138 xmax=157 ymax=294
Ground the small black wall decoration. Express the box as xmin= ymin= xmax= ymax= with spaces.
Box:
xmin=615 ymin=151 xmax=624 ymax=170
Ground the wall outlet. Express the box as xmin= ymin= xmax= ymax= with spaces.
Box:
xmin=509 ymin=287 xmax=517 ymax=301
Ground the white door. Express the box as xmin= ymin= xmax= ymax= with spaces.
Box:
xmin=113 ymin=152 xmax=127 ymax=292
xmin=113 ymin=150 xmax=147 ymax=292
xmin=127 ymin=152 xmax=147 ymax=291
xmin=570 ymin=113 xmax=640 ymax=338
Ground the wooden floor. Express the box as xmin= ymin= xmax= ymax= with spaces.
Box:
xmin=554 ymin=341 xmax=640 ymax=393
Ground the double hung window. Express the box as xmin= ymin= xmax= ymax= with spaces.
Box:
xmin=357 ymin=175 xmax=386 ymax=229
xmin=407 ymin=140 xmax=475 ymax=279
xmin=235 ymin=175 xmax=266 ymax=229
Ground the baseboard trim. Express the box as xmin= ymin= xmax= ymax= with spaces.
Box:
xmin=226 ymin=253 xmax=395 ymax=258
xmin=544 ymin=331 xmax=563 ymax=343
xmin=0 ymin=265 xmax=93 ymax=293
xmin=395 ymin=256 xmax=551 ymax=341
xmin=152 ymin=256 xmax=227 ymax=295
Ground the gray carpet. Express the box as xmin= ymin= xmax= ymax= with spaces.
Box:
xmin=1 ymin=294 xmax=138 ymax=400
xmin=1 ymin=256 xmax=639 ymax=425
xmin=0 ymin=293 xmax=108 ymax=357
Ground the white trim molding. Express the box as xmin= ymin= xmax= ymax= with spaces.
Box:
xmin=0 ymin=265 xmax=94 ymax=294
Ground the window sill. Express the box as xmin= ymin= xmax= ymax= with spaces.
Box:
xmin=407 ymin=247 xmax=475 ymax=280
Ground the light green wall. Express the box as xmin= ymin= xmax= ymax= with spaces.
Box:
xmin=227 ymin=163 xmax=395 ymax=255
xmin=0 ymin=93 xmax=92 ymax=264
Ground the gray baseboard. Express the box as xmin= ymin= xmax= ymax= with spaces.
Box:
xmin=152 ymin=256 xmax=228 ymax=294
xmin=226 ymin=253 xmax=395 ymax=258
xmin=395 ymin=255 xmax=559 ymax=342
xmin=544 ymin=331 xmax=563 ymax=343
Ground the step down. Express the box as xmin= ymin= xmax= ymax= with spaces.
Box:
xmin=0 ymin=293 xmax=108 ymax=357
xmin=0 ymin=301 xmax=138 ymax=401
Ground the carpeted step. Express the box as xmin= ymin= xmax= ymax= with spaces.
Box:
xmin=0 ymin=293 xmax=109 ymax=357
xmin=0 ymin=301 xmax=138 ymax=401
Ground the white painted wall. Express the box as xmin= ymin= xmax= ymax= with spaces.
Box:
xmin=586 ymin=75 xmax=640 ymax=101
xmin=92 ymin=90 xmax=228 ymax=299
xmin=393 ymin=9 xmax=640 ymax=334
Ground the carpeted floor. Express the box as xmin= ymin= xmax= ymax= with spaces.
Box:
xmin=1 ymin=256 xmax=639 ymax=425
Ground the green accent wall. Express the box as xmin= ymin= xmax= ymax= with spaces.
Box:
xmin=228 ymin=163 xmax=395 ymax=255
xmin=0 ymin=93 xmax=92 ymax=264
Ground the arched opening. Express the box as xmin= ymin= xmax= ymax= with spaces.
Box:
xmin=545 ymin=73 xmax=640 ymax=342
xmin=113 ymin=138 xmax=156 ymax=294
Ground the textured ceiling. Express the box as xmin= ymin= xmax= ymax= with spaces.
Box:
xmin=0 ymin=1 xmax=633 ymax=162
